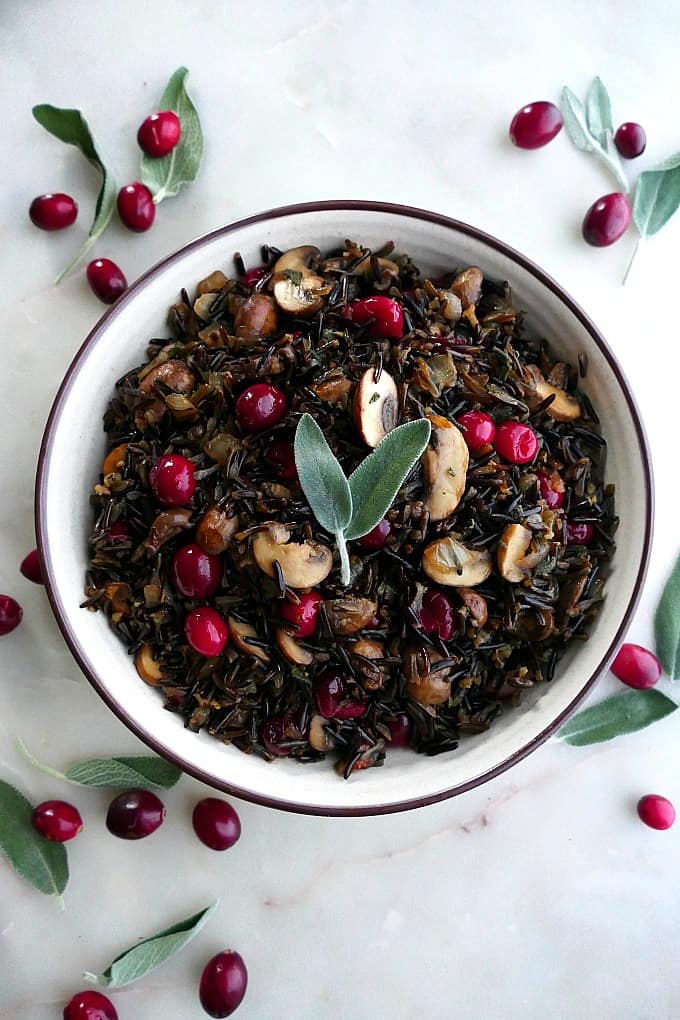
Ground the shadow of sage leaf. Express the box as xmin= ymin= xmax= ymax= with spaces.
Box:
xmin=558 ymin=689 xmax=677 ymax=747
xmin=655 ymin=553 xmax=680 ymax=679
xmin=0 ymin=778 xmax=68 ymax=899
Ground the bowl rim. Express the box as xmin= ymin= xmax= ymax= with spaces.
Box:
xmin=35 ymin=199 xmax=654 ymax=816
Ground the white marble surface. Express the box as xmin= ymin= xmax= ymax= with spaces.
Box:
xmin=2 ymin=2 xmax=680 ymax=1017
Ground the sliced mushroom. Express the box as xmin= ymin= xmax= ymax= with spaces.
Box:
xmin=437 ymin=289 xmax=463 ymax=322
xmin=233 ymin=293 xmax=279 ymax=339
xmin=228 ymin=617 xmax=270 ymax=664
xmin=352 ymin=367 xmax=398 ymax=447
xmin=138 ymin=359 xmax=196 ymax=396
xmin=195 ymin=507 xmax=239 ymax=555
xmin=402 ymin=643 xmax=452 ymax=705
xmin=135 ymin=644 xmax=166 ymax=686
xmin=497 ymin=523 xmax=549 ymax=583
xmin=196 ymin=270 xmax=228 ymax=295
xmin=422 ymin=536 xmax=492 ymax=587
xmin=252 ymin=523 xmax=333 ymax=589
xmin=309 ymin=714 xmax=336 ymax=752
xmin=457 ymin=587 xmax=488 ymax=628
xmin=193 ymin=292 xmax=221 ymax=321
xmin=325 ymin=597 xmax=378 ymax=635
xmin=102 ymin=443 xmax=128 ymax=476
xmin=351 ymin=638 xmax=387 ymax=690
xmin=271 ymin=245 xmax=327 ymax=316
xmin=523 ymin=364 xmax=580 ymax=422
xmin=144 ymin=508 xmax=193 ymax=555
xmin=275 ymin=628 xmax=313 ymax=666
xmin=450 ymin=266 xmax=483 ymax=307
xmin=422 ymin=413 xmax=469 ymax=521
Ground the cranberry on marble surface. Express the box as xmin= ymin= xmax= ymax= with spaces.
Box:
xmin=105 ymin=789 xmax=165 ymax=839
xmin=199 ymin=950 xmax=248 ymax=1017
xmin=509 ymin=101 xmax=563 ymax=149
xmin=29 ymin=193 xmax=78 ymax=230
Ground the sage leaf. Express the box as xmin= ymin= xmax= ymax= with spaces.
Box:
xmin=633 ymin=152 xmax=680 ymax=237
xmin=16 ymin=739 xmax=182 ymax=791
xmin=655 ymin=553 xmax=680 ymax=679
xmin=585 ymin=76 xmax=613 ymax=148
xmin=345 ymin=419 xmax=431 ymax=540
xmin=560 ymin=87 xmax=594 ymax=152
xmin=559 ymin=689 xmax=677 ymax=746
xmin=141 ymin=67 xmax=203 ymax=204
xmin=0 ymin=779 xmax=68 ymax=900
xmin=560 ymin=83 xmax=628 ymax=191
xmin=294 ymin=413 xmax=352 ymax=535
xmin=32 ymin=105 xmax=117 ymax=281
xmin=89 ymin=902 xmax=217 ymax=988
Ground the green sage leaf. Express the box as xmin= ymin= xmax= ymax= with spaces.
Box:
xmin=90 ymin=902 xmax=217 ymax=988
xmin=559 ymin=689 xmax=677 ymax=746
xmin=633 ymin=152 xmax=680 ymax=237
xmin=141 ymin=67 xmax=203 ymax=204
xmin=17 ymin=739 xmax=183 ymax=791
xmin=655 ymin=553 xmax=680 ymax=679
xmin=294 ymin=413 xmax=352 ymax=535
xmin=344 ymin=419 xmax=431 ymax=541
xmin=585 ymin=76 xmax=613 ymax=148
xmin=0 ymin=779 xmax=68 ymax=899
xmin=32 ymin=105 xmax=117 ymax=281
xmin=560 ymin=87 xmax=594 ymax=152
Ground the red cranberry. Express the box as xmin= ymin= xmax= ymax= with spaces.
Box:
xmin=582 ymin=193 xmax=631 ymax=247
xmin=105 ymin=789 xmax=165 ymax=839
xmin=494 ymin=421 xmax=538 ymax=464
xmin=537 ymin=471 xmax=565 ymax=509
xmin=0 ymin=595 xmax=23 ymax=636
xmin=260 ymin=715 xmax=294 ymax=756
xmin=615 ymin=122 xmax=646 ymax=159
xmin=457 ymin=411 xmax=495 ymax=453
xmin=314 ymin=670 xmax=365 ymax=719
xmin=29 ymin=193 xmax=78 ymax=230
xmin=33 ymin=800 xmax=83 ymax=842
xmin=279 ymin=590 xmax=322 ymax=638
xmin=199 ymin=950 xmax=248 ymax=1018
xmin=358 ymin=518 xmax=391 ymax=551
xmin=240 ymin=266 xmax=268 ymax=288
xmin=20 ymin=549 xmax=44 ymax=585
xmin=418 ymin=589 xmax=458 ymax=641
xmin=172 ymin=544 xmax=222 ymax=599
xmin=611 ymin=643 xmax=661 ymax=690
xmin=566 ymin=521 xmax=594 ymax=545
xmin=235 ymin=383 xmax=286 ymax=431
xmin=185 ymin=607 xmax=229 ymax=656
xmin=192 ymin=798 xmax=241 ymax=851
xmin=637 ymin=794 xmax=675 ymax=831
xmin=265 ymin=439 xmax=297 ymax=480
xmin=509 ymin=101 xmax=563 ymax=149
xmin=86 ymin=258 xmax=127 ymax=304
xmin=149 ymin=454 xmax=196 ymax=507
xmin=137 ymin=110 xmax=181 ymax=157
xmin=63 ymin=990 xmax=118 ymax=1020
xmin=345 ymin=296 xmax=403 ymax=338
xmin=388 ymin=713 xmax=412 ymax=748
xmin=117 ymin=182 xmax=155 ymax=232
xmin=107 ymin=520 xmax=130 ymax=543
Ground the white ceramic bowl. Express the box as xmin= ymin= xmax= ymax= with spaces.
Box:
xmin=36 ymin=201 xmax=653 ymax=815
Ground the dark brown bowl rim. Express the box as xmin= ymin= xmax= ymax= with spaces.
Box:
xmin=35 ymin=199 xmax=654 ymax=816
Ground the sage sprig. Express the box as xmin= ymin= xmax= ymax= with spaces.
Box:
xmin=561 ymin=79 xmax=628 ymax=192
xmin=655 ymin=553 xmax=680 ymax=680
xmin=558 ymin=689 xmax=677 ymax=746
xmin=16 ymin=738 xmax=182 ymax=791
xmin=141 ymin=67 xmax=203 ymax=204
xmin=86 ymin=902 xmax=217 ymax=988
xmin=294 ymin=413 xmax=431 ymax=585
xmin=32 ymin=104 xmax=117 ymax=282
xmin=0 ymin=779 xmax=68 ymax=903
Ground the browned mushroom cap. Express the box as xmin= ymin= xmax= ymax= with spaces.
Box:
xmin=325 ymin=597 xmax=378 ymax=635
xmin=144 ymin=508 xmax=193 ymax=555
xmin=422 ymin=412 xmax=469 ymax=521
xmin=252 ymin=523 xmax=333 ymax=589
xmin=450 ymin=266 xmax=483 ymax=307
xmin=138 ymin=359 xmax=196 ymax=396
xmin=271 ymin=245 xmax=328 ymax=316
xmin=273 ymin=245 xmax=321 ymax=275
xmin=497 ymin=523 xmax=550 ymax=583
xmin=275 ymin=628 xmax=314 ymax=666
xmin=195 ymin=507 xmax=239 ymax=555
xmin=233 ymin=293 xmax=279 ymax=340
xmin=457 ymin=587 xmax=488 ymax=628
xmin=522 ymin=364 xmax=581 ymax=422
xmin=228 ymin=617 xmax=270 ymax=663
xmin=402 ymin=643 xmax=452 ymax=705
xmin=422 ymin=536 xmax=492 ymax=587
xmin=352 ymin=367 xmax=398 ymax=447
xmin=135 ymin=644 xmax=166 ymax=686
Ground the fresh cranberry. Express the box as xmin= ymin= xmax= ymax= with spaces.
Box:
xmin=149 ymin=454 xmax=196 ymax=507
xmin=105 ymin=789 xmax=165 ymax=839
xmin=107 ymin=520 xmax=130 ymax=543
xmin=566 ymin=521 xmax=594 ymax=545
xmin=240 ymin=266 xmax=268 ymax=288
xmin=611 ymin=643 xmax=661 ymax=690
xmin=260 ymin=715 xmax=294 ymax=756
xmin=582 ymin=193 xmax=631 ymax=247
xmin=29 ymin=193 xmax=78 ymax=231
xmin=388 ymin=713 xmax=412 ymax=748
xmin=172 ymin=544 xmax=222 ymax=599
xmin=63 ymin=990 xmax=118 ymax=1020
xmin=185 ymin=607 xmax=229 ymax=656
xmin=345 ymin=296 xmax=403 ymax=338
xmin=494 ymin=421 xmax=538 ymax=464
xmin=537 ymin=471 xmax=565 ymax=509
xmin=637 ymin=794 xmax=675 ymax=831
xmin=137 ymin=110 xmax=181 ymax=157
xmin=0 ymin=595 xmax=23 ymax=636
xmin=457 ymin=411 xmax=495 ymax=453
xmin=265 ymin=439 xmax=297 ymax=480
xmin=117 ymin=182 xmax=155 ymax=232
xmin=20 ymin=549 xmax=43 ymax=585
xmin=418 ymin=589 xmax=458 ymax=641
xmin=314 ymin=670 xmax=365 ymax=719
xmin=199 ymin=950 xmax=248 ymax=1018
xmin=33 ymin=800 xmax=83 ymax=842
xmin=509 ymin=101 xmax=563 ymax=149
xmin=615 ymin=122 xmax=646 ymax=159
xmin=358 ymin=518 xmax=391 ymax=551
xmin=86 ymin=258 xmax=127 ymax=304
xmin=235 ymin=383 xmax=286 ymax=431
xmin=192 ymin=798 xmax=241 ymax=851
xmin=279 ymin=590 xmax=322 ymax=638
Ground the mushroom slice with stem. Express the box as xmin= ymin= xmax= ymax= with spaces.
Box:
xmin=135 ymin=644 xmax=166 ymax=686
xmin=422 ymin=412 xmax=469 ymax=521
xmin=228 ymin=617 xmax=270 ymax=664
xmin=275 ymin=628 xmax=314 ymax=666
xmin=422 ymin=536 xmax=492 ymax=587
xmin=271 ymin=245 xmax=328 ymax=316
xmin=497 ymin=523 xmax=550 ymax=583
xmin=522 ymin=364 xmax=581 ymax=422
xmin=352 ymin=367 xmax=398 ymax=447
xmin=251 ymin=523 xmax=333 ymax=589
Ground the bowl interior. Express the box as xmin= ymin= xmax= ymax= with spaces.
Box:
xmin=38 ymin=203 xmax=651 ymax=814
